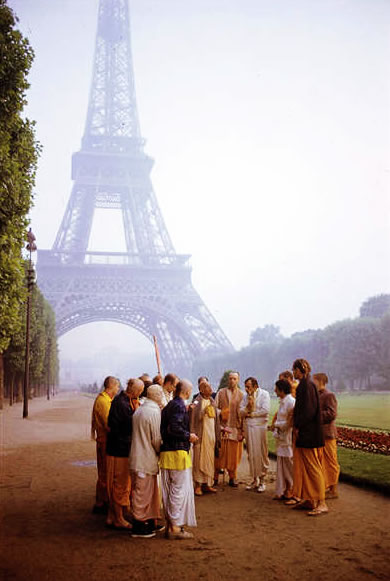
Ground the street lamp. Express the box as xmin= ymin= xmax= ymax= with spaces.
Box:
xmin=23 ymin=228 xmax=37 ymax=419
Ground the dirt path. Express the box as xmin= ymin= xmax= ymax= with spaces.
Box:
xmin=1 ymin=393 xmax=389 ymax=581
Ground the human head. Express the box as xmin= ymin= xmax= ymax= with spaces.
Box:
xmin=199 ymin=380 xmax=212 ymax=399
xmin=153 ymin=374 xmax=163 ymax=386
xmin=174 ymin=379 xmax=193 ymax=400
xmin=103 ymin=376 xmax=120 ymax=397
xmin=313 ymin=373 xmax=328 ymax=392
xmin=228 ymin=372 xmax=239 ymax=390
xmin=244 ymin=377 xmax=259 ymax=396
xmin=275 ymin=379 xmax=291 ymax=398
xmin=147 ymin=384 xmax=164 ymax=407
xmin=279 ymin=370 xmax=294 ymax=384
xmin=163 ymin=373 xmax=178 ymax=393
xmin=292 ymin=358 xmax=311 ymax=380
xmin=126 ymin=378 xmax=144 ymax=398
xmin=198 ymin=376 xmax=209 ymax=385
xmin=139 ymin=374 xmax=152 ymax=387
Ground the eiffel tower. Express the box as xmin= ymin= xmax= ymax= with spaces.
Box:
xmin=37 ymin=0 xmax=233 ymax=377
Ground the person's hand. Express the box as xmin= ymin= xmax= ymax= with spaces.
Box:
xmin=189 ymin=433 xmax=199 ymax=443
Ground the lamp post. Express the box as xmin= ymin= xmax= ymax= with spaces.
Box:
xmin=23 ymin=228 xmax=37 ymax=419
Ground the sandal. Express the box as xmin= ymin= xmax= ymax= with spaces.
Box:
xmin=307 ymin=507 xmax=328 ymax=516
xmin=284 ymin=497 xmax=300 ymax=506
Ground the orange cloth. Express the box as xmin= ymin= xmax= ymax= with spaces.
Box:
xmin=320 ymin=438 xmax=340 ymax=488
xmin=215 ymin=439 xmax=243 ymax=479
xmin=91 ymin=390 xmax=113 ymax=504
xmin=292 ymin=447 xmax=325 ymax=502
xmin=106 ymin=455 xmax=131 ymax=507
xmin=95 ymin=440 xmax=108 ymax=504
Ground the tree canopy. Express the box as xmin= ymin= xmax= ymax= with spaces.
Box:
xmin=193 ymin=295 xmax=390 ymax=392
xmin=0 ymin=0 xmax=40 ymax=353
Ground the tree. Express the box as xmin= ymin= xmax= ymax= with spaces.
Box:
xmin=0 ymin=1 xmax=39 ymax=407
xmin=360 ymin=294 xmax=390 ymax=319
xmin=249 ymin=324 xmax=283 ymax=346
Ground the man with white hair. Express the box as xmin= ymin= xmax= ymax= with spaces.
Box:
xmin=160 ymin=379 xmax=198 ymax=539
xmin=129 ymin=384 xmax=164 ymax=538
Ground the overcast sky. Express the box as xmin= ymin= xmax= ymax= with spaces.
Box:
xmin=9 ymin=0 xmax=390 ymax=375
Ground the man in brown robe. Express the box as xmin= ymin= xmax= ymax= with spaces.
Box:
xmin=215 ymin=371 xmax=244 ymax=487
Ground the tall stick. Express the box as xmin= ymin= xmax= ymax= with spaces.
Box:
xmin=153 ymin=335 xmax=162 ymax=375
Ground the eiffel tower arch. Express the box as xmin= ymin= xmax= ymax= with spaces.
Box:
xmin=37 ymin=0 xmax=233 ymax=377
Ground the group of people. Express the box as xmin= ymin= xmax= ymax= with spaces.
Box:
xmin=271 ymin=360 xmax=340 ymax=516
xmin=90 ymin=358 xmax=340 ymax=540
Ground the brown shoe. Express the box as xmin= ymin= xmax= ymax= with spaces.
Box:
xmin=204 ymin=486 xmax=217 ymax=493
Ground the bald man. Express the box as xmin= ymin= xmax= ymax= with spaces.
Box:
xmin=160 ymin=379 xmax=198 ymax=539
xmin=215 ymin=372 xmax=244 ymax=487
xmin=91 ymin=376 xmax=120 ymax=513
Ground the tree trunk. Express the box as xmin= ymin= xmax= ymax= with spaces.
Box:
xmin=16 ymin=375 xmax=23 ymax=402
xmin=0 ymin=353 xmax=4 ymax=410
xmin=9 ymin=372 xmax=15 ymax=406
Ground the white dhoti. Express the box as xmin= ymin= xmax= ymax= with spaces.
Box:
xmin=275 ymin=456 xmax=294 ymax=496
xmin=160 ymin=467 xmax=197 ymax=528
xmin=244 ymin=421 xmax=269 ymax=480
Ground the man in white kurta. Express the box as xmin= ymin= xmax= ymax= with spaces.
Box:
xmin=240 ymin=377 xmax=270 ymax=492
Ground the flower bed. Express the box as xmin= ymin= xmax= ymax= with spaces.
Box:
xmin=337 ymin=426 xmax=390 ymax=456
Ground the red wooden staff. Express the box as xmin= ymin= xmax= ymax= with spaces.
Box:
xmin=153 ymin=335 xmax=162 ymax=376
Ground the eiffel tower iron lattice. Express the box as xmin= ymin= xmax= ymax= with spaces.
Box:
xmin=37 ymin=0 xmax=234 ymax=376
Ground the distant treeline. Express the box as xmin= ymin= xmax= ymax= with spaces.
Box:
xmin=193 ymin=295 xmax=390 ymax=392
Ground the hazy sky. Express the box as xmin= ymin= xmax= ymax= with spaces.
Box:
xmin=9 ymin=0 xmax=390 ymax=374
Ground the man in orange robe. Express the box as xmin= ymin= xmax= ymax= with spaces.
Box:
xmin=215 ymin=372 xmax=243 ymax=487
xmin=91 ymin=376 xmax=119 ymax=513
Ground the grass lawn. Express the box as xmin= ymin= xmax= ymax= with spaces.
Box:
xmin=269 ymin=392 xmax=390 ymax=430
xmin=335 ymin=393 xmax=390 ymax=431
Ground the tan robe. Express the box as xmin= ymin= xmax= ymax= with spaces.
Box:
xmin=190 ymin=395 xmax=220 ymax=486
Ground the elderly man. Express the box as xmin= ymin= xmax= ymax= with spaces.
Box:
xmin=162 ymin=373 xmax=178 ymax=407
xmin=160 ymin=379 xmax=198 ymax=539
xmin=91 ymin=376 xmax=119 ymax=513
xmin=106 ymin=378 xmax=144 ymax=529
xmin=215 ymin=371 xmax=244 ymax=487
xmin=190 ymin=380 xmax=220 ymax=496
xmin=129 ymin=384 xmax=164 ymax=538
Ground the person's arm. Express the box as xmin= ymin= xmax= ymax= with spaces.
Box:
xmin=239 ymin=394 xmax=248 ymax=417
xmin=91 ymin=402 xmax=97 ymax=440
xmin=321 ymin=393 xmax=337 ymax=424
xmin=167 ymin=401 xmax=190 ymax=442
xmin=150 ymin=414 xmax=162 ymax=455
